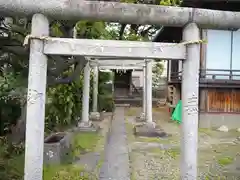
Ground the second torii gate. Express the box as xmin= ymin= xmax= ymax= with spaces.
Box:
xmin=87 ymin=58 xmax=151 ymax=123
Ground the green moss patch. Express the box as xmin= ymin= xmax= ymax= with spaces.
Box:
xmin=217 ymin=156 xmax=234 ymax=166
xmin=43 ymin=164 xmax=96 ymax=180
xmin=71 ymin=132 xmax=100 ymax=157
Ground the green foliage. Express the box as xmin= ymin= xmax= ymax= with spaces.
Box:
xmin=0 ymin=71 xmax=25 ymax=135
xmin=99 ymin=94 xmax=114 ymax=112
xmin=0 ymin=154 xmax=24 ymax=180
xmin=43 ymin=20 xmax=114 ymax=129
xmin=160 ymin=0 xmax=182 ymax=6
xmin=124 ymin=32 xmax=143 ymax=41
xmin=0 ymin=137 xmax=24 ymax=158
xmin=0 ymin=137 xmax=25 ymax=180
xmin=45 ymin=70 xmax=83 ymax=131
xmin=45 ymin=69 xmax=114 ymax=131
xmin=98 ymin=71 xmax=114 ymax=112
xmin=152 ymin=62 xmax=164 ymax=88
xmin=51 ymin=22 xmax=64 ymax=37
xmin=76 ymin=21 xmax=109 ymax=39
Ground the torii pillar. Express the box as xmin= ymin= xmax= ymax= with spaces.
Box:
xmin=136 ymin=65 xmax=146 ymax=122
xmin=24 ymin=14 xmax=49 ymax=180
xmin=137 ymin=59 xmax=153 ymax=123
xmin=145 ymin=60 xmax=153 ymax=123
xmin=134 ymin=60 xmax=164 ymax=137
xmin=78 ymin=61 xmax=94 ymax=128
xmin=89 ymin=64 xmax=101 ymax=121
xmin=180 ymin=23 xmax=200 ymax=179
xmin=143 ymin=66 xmax=146 ymax=116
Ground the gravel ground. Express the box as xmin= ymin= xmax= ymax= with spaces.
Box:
xmin=125 ymin=107 xmax=240 ymax=180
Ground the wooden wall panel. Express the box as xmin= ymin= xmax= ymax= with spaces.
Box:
xmin=231 ymin=90 xmax=240 ymax=112
xmin=207 ymin=89 xmax=240 ymax=113
xmin=199 ymin=89 xmax=207 ymax=112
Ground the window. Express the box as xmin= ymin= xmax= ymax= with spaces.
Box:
xmin=231 ymin=30 xmax=240 ymax=79
xmin=205 ymin=29 xmax=240 ymax=80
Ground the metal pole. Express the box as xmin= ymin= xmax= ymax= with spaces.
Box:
xmin=92 ymin=65 xmax=99 ymax=112
xmin=181 ymin=23 xmax=200 ymax=180
xmin=81 ymin=62 xmax=91 ymax=124
xmin=24 ymin=13 xmax=49 ymax=180
xmin=146 ymin=60 xmax=153 ymax=123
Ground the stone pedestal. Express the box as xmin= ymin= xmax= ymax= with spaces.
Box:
xmin=77 ymin=121 xmax=98 ymax=132
xmin=44 ymin=132 xmax=71 ymax=164
xmin=133 ymin=122 xmax=169 ymax=137
xmin=89 ymin=112 xmax=101 ymax=121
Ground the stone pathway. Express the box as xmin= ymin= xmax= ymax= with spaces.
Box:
xmin=99 ymin=107 xmax=130 ymax=180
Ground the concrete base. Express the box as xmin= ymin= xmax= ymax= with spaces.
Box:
xmin=134 ymin=122 xmax=169 ymax=137
xmin=135 ymin=112 xmax=145 ymax=122
xmin=89 ymin=112 xmax=101 ymax=121
xmin=77 ymin=121 xmax=98 ymax=132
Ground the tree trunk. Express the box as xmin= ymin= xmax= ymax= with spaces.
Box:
xmin=9 ymin=103 xmax=27 ymax=143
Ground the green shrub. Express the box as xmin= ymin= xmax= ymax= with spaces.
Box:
xmin=99 ymin=95 xmax=114 ymax=112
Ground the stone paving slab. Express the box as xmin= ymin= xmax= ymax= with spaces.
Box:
xmin=99 ymin=107 xmax=130 ymax=180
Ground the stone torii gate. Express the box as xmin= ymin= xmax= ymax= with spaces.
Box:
xmin=1 ymin=1 xmax=240 ymax=180
xmin=88 ymin=58 xmax=149 ymax=122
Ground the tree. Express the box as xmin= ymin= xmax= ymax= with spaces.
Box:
xmin=0 ymin=17 xmax=113 ymax=141
xmin=0 ymin=0 xmax=183 ymax=141
xmin=0 ymin=17 xmax=88 ymax=141
xmin=117 ymin=0 xmax=182 ymax=41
